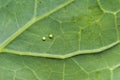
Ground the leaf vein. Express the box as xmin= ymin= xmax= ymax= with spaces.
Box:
xmin=0 ymin=0 xmax=74 ymax=50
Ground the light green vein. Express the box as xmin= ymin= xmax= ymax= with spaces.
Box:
xmin=114 ymin=14 xmax=120 ymax=40
xmin=71 ymin=58 xmax=89 ymax=74
xmin=33 ymin=0 xmax=38 ymax=18
xmin=0 ymin=0 xmax=74 ymax=51
xmin=62 ymin=63 xmax=65 ymax=80
xmin=110 ymin=69 xmax=113 ymax=80
xmin=2 ymin=41 xmax=119 ymax=59
xmin=24 ymin=66 xmax=40 ymax=80
xmin=13 ymin=71 xmax=17 ymax=80
xmin=78 ymin=28 xmax=82 ymax=50
xmin=97 ymin=0 xmax=115 ymax=14
xmin=97 ymin=0 xmax=105 ymax=13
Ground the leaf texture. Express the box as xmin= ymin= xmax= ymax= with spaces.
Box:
xmin=0 ymin=0 xmax=120 ymax=80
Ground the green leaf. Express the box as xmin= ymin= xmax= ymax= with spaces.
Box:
xmin=0 ymin=0 xmax=120 ymax=80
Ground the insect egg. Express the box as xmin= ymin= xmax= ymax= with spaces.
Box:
xmin=48 ymin=34 xmax=54 ymax=39
xmin=42 ymin=37 xmax=46 ymax=41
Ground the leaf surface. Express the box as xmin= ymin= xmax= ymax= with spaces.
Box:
xmin=0 ymin=0 xmax=120 ymax=80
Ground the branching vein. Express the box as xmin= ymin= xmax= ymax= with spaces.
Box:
xmin=0 ymin=0 xmax=74 ymax=51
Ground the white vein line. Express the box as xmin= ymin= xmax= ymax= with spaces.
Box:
xmin=97 ymin=0 xmax=120 ymax=14
xmin=89 ymin=68 xmax=108 ymax=73
xmin=46 ymin=34 xmax=66 ymax=53
xmin=110 ymin=69 xmax=113 ymax=80
xmin=49 ymin=16 xmax=62 ymax=23
xmin=14 ymin=11 xmax=20 ymax=28
xmin=111 ymin=64 xmax=120 ymax=70
xmin=71 ymin=58 xmax=89 ymax=74
xmin=13 ymin=71 xmax=17 ymax=80
xmin=46 ymin=37 xmax=57 ymax=53
xmin=26 ymin=30 xmax=42 ymax=38
xmin=14 ymin=0 xmax=20 ymax=28
xmin=33 ymin=0 xmax=38 ymax=18
xmin=114 ymin=14 xmax=120 ymax=40
xmin=62 ymin=62 xmax=65 ymax=80
xmin=27 ymin=66 xmax=40 ymax=80
xmin=60 ymin=24 xmax=65 ymax=33
xmin=97 ymin=14 xmax=105 ymax=47
xmin=97 ymin=0 xmax=116 ymax=14
xmin=15 ymin=68 xmax=31 ymax=80
xmin=116 ymin=9 xmax=120 ymax=14
xmin=19 ymin=39 xmax=33 ymax=45
xmin=78 ymin=28 xmax=82 ymax=50
xmin=96 ymin=0 xmax=105 ymax=13
xmin=23 ymin=60 xmax=40 ymax=80
xmin=2 ymin=41 xmax=119 ymax=59
xmin=0 ymin=66 xmax=14 ymax=72
xmin=0 ymin=0 xmax=74 ymax=51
